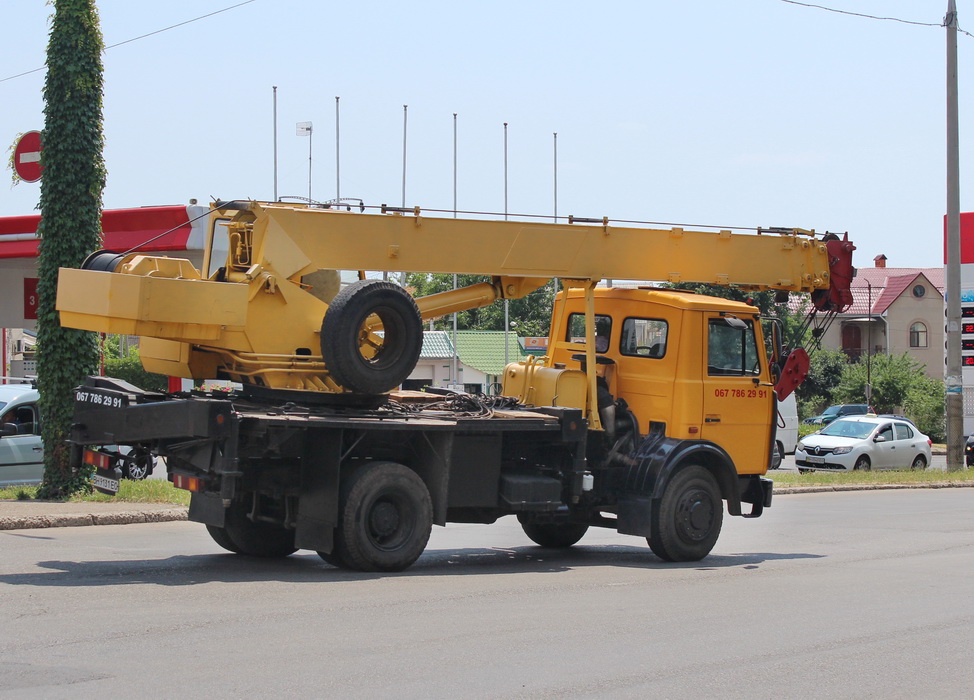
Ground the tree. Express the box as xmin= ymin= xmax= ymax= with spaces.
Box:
xmin=35 ymin=0 xmax=106 ymax=499
xmin=406 ymin=273 xmax=555 ymax=337
xmin=833 ymin=353 xmax=945 ymax=441
xmin=795 ymin=348 xmax=848 ymax=418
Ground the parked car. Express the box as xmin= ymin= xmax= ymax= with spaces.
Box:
xmin=795 ymin=415 xmax=931 ymax=472
xmin=0 ymin=383 xmax=43 ymax=487
xmin=769 ymin=393 xmax=799 ymax=469
xmin=966 ymin=435 xmax=974 ymax=467
xmin=1 ymin=382 xmax=154 ymax=486
xmin=801 ymin=403 xmax=870 ymax=426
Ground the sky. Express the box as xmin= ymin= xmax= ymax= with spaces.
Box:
xmin=0 ymin=0 xmax=971 ymax=271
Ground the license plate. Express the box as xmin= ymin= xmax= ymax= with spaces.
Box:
xmin=92 ymin=472 xmax=120 ymax=494
xmin=805 ymin=455 xmax=825 ymax=464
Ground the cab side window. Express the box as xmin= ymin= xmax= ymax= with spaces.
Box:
xmin=708 ymin=318 xmax=759 ymax=376
xmin=620 ymin=318 xmax=668 ymax=358
xmin=877 ymin=424 xmax=894 ymax=442
xmin=566 ymin=313 xmax=612 ymax=353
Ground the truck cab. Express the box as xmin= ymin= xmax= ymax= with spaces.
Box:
xmin=505 ymin=286 xmax=777 ymax=477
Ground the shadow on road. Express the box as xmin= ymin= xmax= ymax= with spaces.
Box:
xmin=0 ymin=545 xmax=824 ymax=587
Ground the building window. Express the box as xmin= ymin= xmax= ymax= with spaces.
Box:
xmin=912 ymin=284 xmax=926 ymax=298
xmin=909 ymin=322 xmax=927 ymax=348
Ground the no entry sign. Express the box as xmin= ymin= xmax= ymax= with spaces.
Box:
xmin=13 ymin=131 xmax=43 ymax=182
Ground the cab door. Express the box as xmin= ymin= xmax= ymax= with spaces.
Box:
xmin=699 ymin=314 xmax=774 ymax=475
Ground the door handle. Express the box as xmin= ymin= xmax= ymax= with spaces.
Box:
xmin=32 ymin=446 xmax=43 ymax=452
xmin=705 ymin=417 xmax=721 ymax=423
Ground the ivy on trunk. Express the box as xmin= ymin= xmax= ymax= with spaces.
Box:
xmin=35 ymin=0 xmax=105 ymax=499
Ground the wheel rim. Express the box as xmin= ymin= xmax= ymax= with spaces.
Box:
xmin=675 ymin=487 xmax=717 ymax=543
xmin=366 ymin=493 xmax=414 ymax=551
xmin=855 ymin=457 xmax=870 ymax=471
xmin=355 ymin=305 xmax=408 ymax=372
xmin=913 ymin=456 xmax=926 ymax=469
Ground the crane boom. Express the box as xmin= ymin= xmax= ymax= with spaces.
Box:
xmin=56 ymin=200 xmax=854 ymax=395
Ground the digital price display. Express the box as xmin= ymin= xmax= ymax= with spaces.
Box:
xmin=965 ymin=323 xmax=974 ymax=335
xmin=964 ymin=307 xmax=974 ymax=318
xmin=964 ymin=356 xmax=974 ymax=367
xmin=964 ymin=339 xmax=974 ymax=351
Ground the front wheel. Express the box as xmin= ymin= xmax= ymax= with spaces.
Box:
xmin=647 ymin=465 xmax=723 ymax=562
xmin=853 ymin=455 xmax=871 ymax=471
xmin=517 ymin=515 xmax=589 ymax=548
xmin=334 ymin=461 xmax=432 ymax=572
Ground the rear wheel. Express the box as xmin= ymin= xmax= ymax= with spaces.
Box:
xmin=334 ymin=461 xmax=432 ymax=572
xmin=206 ymin=525 xmax=241 ymax=554
xmin=221 ymin=499 xmax=297 ymax=558
xmin=517 ymin=515 xmax=589 ymax=548
xmin=911 ymin=455 xmax=927 ymax=470
xmin=648 ymin=465 xmax=723 ymax=562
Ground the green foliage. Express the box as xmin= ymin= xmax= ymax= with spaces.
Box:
xmin=35 ymin=0 xmax=106 ymax=500
xmin=406 ymin=273 xmax=555 ymax=337
xmin=833 ymin=353 xmax=945 ymax=441
xmin=6 ymin=132 xmax=25 ymax=186
xmin=104 ymin=350 xmax=168 ymax=393
xmin=796 ymin=348 xmax=848 ymax=415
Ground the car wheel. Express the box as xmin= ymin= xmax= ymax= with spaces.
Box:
xmin=797 ymin=468 xmax=812 ymax=475
xmin=911 ymin=455 xmax=927 ymax=470
xmin=121 ymin=449 xmax=154 ymax=480
xmin=854 ymin=455 xmax=871 ymax=471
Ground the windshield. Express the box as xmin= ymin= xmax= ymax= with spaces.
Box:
xmin=820 ymin=421 xmax=876 ymax=439
xmin=0 ymin=401 xmax=6 ymax=413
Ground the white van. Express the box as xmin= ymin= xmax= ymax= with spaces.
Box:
xmin=770 ymin=393 xmax=799 ymax=469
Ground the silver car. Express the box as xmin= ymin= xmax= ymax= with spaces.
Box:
xmin=795 ymin=415 xmax=931 ymax=472
xmin=0 ymin=383 xmax=43 ymax=486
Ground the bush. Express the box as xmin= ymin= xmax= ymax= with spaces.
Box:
xmin=103 ymin=350 xmax=168 ymax=393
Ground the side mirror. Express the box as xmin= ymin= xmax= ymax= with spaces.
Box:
xmin=770 ymin=320 xmax=783 ymax=365
xmin=874 ymin=435 xmax=887 ymax=443
xmin=1 ymin=423 xmax=18 ymax=437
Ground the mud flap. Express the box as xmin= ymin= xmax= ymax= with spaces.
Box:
xmin=740 ymin=476 xmax=773 ymax=518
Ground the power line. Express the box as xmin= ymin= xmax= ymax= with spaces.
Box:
xmin=0 ymin=0 xmax=259 ymax=84
xmin=778 ymin=0 xmax=974 ymax=39
xmin=777 ymin=0 xmax=941 ymax=27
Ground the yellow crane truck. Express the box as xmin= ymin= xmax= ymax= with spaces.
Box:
xmin=56 ymin=201 xmax=854 ymax=571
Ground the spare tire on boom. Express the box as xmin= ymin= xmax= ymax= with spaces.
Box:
xmin=319 ymin=279 xmax=423 ymax=395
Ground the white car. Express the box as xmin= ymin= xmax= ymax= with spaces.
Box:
xmin=795 ymin=415 xmax=931 ymax=472
xmin=1 ymin=382 xmax=155 ymax=486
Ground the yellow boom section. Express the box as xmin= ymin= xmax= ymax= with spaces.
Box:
xmin=247 ymin=203 xmax=833 ymax=292
xmin=56 ymin=201 xmax=840 ymax=395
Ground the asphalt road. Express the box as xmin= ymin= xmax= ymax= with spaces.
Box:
xmin=1 ymin=488 xmax=973 ymax=699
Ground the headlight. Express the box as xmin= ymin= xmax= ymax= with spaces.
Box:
xmin=832 ymin=446 xmax=852 ymax=455
xmin=797 ymin=442 xmax=805 ymax=452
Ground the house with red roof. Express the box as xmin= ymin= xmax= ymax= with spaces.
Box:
xmin=818 ymin=254 xmax=944 ymax=380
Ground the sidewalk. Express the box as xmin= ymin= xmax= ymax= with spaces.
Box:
xmin=0 ymin=499 xmax=187 ymax=531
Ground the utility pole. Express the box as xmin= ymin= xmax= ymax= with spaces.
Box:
xmin=945 ymin=1 xmax=963 ymax=471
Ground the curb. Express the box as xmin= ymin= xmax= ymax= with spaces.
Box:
xmin=775 ymin=482 xmax=974 ymax=495
xmin=0 ymin=507 xmax=188 ymax=531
